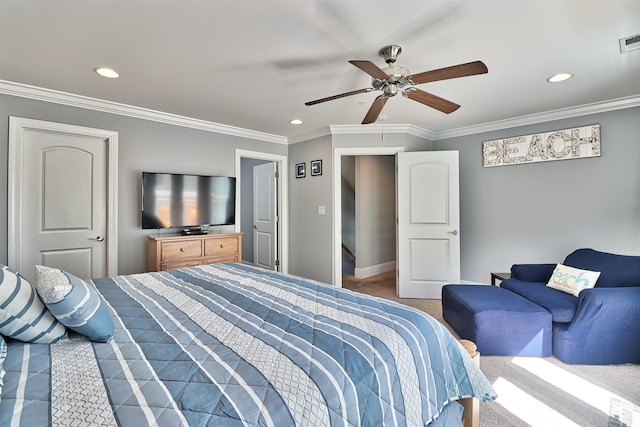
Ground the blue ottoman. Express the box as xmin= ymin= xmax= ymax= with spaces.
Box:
xmin=442 ymin=284 xmax=552 ymax=356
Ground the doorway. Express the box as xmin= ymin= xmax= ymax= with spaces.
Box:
xmin=235 ymin=149 xmax=288 ymax=273
xmin=341 ymin=155 xmax=396 ymax=279
xmin=332 ymin=146 xmax=404 ymax=287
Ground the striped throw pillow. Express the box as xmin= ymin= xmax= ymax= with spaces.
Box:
xmin=0 ymin=264 xmax=67 ymax=343
xmin=34 ymin=265 xmax=114 ymax=342
xmin=0 ymin=335 xmax=6 ymax=402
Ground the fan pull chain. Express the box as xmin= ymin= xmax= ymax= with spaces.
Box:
xmin=381 ymin=116 xmax=385 ymax=140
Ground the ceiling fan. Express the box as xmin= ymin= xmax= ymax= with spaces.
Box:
xmin=305 ymin=45 xmax=488 ymax=124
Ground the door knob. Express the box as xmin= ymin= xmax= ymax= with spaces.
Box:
xmin=90 ymin=236 xmax=105 ymax=242
xmin=447 ymin=230 xmax=458 ymax=236
xmin=252 ymin=225 xmax=258 ymax=229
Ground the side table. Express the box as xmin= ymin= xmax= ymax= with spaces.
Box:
xmin=490 ymin=272 xmax=511 ymax=286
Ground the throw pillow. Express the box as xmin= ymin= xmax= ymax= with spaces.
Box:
xmin=0 ymin=335 xmax=6 ymax=402
xmin=34 ymin=265 xmax=114 ymax=343
xmin=547 ymin=263 xmax=601 ymax=297
xmin=0 ymin=264 xmax=67 ymax=343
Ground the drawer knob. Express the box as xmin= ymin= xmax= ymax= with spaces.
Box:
xmin=180 ymin=247 xmax=186 ymax=252
xmin=220 ymin=244 xmax=225 ymax=248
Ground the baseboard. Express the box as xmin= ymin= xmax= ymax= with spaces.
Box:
xmin=354 ymin=261 xmax=396 ymax=279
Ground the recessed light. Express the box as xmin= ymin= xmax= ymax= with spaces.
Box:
xmin=547 ymin=73 xmax=573 ymax=83
xmin=94 ymin=67 xmax=119 ymax=79
xmin=289 ymin=119 xmax=303 ymax=125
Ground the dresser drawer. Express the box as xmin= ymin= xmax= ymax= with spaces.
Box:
xmin=203 ymin=254 xmax=238 ymax=265
xmin=161 ymin=259 xmax=201 ymax=271
xmin=161 ymin=240 xmax=202 ymax=261
xmin=204 ymin=237 xmax=238 ymax=256
xmin=147 ymin=232 xmax=242 ymax=272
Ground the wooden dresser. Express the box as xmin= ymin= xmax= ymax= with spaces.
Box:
xmin=147 ymin=232 xmax=242 ymax=272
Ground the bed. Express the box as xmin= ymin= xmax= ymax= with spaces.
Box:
xmin=0 ymin=262 xmax=496 ymax=426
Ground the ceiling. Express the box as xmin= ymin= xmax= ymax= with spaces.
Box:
xmin=1 ymin=0 xmax=639 ymax=141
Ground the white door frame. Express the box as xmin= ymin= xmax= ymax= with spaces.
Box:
xmin=332 ymin=146 xmax=404 ymax=287
xmin=235 ymin=149 xmax=288 ymax=273
xmin=8 ymin=116 xmax=119 ymax=276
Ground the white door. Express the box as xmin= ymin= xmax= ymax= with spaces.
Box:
xmin=397 ymin=151 xmax=460 ymax=298
xmin=8 ymin=117 xmax=118 ymax=283
xmin=253 ymin=162 xmax=278 ymax=270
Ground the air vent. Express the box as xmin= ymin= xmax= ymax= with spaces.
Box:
xmin=619 ymin=33 xmax=640 ymax=53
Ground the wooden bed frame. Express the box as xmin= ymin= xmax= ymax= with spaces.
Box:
xmin=459 ymin=339 xmax=480 ymax=427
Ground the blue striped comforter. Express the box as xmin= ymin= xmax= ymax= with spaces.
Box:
xmin=0 ymin=263 xmax=496 ymax=426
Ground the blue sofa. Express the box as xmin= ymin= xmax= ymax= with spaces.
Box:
xmin=500 ymin=248 xmax=640 ymax=364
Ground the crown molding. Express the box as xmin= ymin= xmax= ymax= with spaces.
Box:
xmin=0 ymin=80 xmax=288 ymax=145
xmin=330 ymin=123 xmax=436 ymax=140
xmin=288 ymin=124 xmax=436 ymax=145
xmin=287 ymin=126 xmax=332 ymax=144
xmin=2 ymin=79 xmax=637 ymax=145
xmin=433 ymin=95 xmax=640 ymax=140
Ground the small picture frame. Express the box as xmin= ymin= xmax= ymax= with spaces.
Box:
xmin=295 ymin=162 xmax=306 ymax=178
xmin=311 ymin=159 xmax=322 ymax=176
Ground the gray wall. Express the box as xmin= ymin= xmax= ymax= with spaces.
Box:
xmin=355 ymin=155 xmax=396 ymax=272
xmin=434 ymin=107 xmax=640 ymax=283
xmin=288 ymin=135 xmax=333 ymax=284
xmin=289 ymin=107 xmax=639 ymax=286
xmin=4 ymin=92 xmax=636 ymax=286
xmin=0 ymin=93 xmax=287 ymax=274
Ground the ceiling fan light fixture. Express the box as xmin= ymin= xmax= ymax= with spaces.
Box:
xmin=94 ymin=67 xmax=119 ymax=79
xmin=305 ymin=46 xmax=488 ymax=124
xmin=547 ymin=73 xmax=573 ymax=83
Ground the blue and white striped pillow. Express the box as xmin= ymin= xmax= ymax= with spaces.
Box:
xmin=0 ymin=335 xmax=6 ymax=402
xmin=34 ymin=265 xmax=114 ymax=343
xmin=0 ymin=264 xmax=67 ymax=343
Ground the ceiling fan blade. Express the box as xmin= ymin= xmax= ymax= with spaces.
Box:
xmin=408 ymin=61 xmax=488 ymax=85
xmin=403 ymin=88 xmax=460 ymax=114
xmin=349 ymin=60 xmax=390 ymax=81
xmin=362 ymin=95 xmax=389 ymax=124
xmin=305 ymin=88 xmax=373 ymax=106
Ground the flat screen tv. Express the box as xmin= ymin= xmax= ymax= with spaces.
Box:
xmin=141 ymin=172 xmax=236 ymax=230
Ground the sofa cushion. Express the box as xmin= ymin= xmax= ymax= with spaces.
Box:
xmin=546 ymin=264 xmax=600 ymax=297
xmin=564 ymin=248 xmax=640 ymax=288
xmin=501 ymin=278 xmax=578 ymax=323
xmin=442 ymin=284 xmax=552 ymax=356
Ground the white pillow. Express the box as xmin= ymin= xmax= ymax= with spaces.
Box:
xmin=547 ymin=263 xmax=600 ymax=297
xmin=0 ymin=264 xmax=67 ymax=343
xmin=0 ymin=335 xmax=6 ymax=402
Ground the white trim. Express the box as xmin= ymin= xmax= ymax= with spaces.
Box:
xmin=0 ymin=80 xmax=287 ymax=145
xmin=330 ymin=124 xmax=436 ymax=140
xmin=294 ymin=96 xmax=640 ymax=142
xmin=332 ymin=146 xmax=404 ymax=288
xmin=288 ymin=126 xmax=332 ymax=144
xmin=235 ymin=149 xmax=289 ymax=274
xmin=354 ymin=261 xmax=396 ymax=279
xmin=8 ymin=116 xmax=119 ymax=277
xmin=289 ymin=124 xmax=436 ymax=144
xmin=433 ymin=95 xmax=640 ymax=140
xmin=2 ymin=79 xmax=638 ymax=144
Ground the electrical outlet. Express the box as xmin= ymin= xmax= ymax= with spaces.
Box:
xmin=318 ymin=205 xmax=326 ymax=215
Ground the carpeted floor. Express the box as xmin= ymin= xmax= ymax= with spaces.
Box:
xmin=342 ymin=272 xmax=640 ymax=427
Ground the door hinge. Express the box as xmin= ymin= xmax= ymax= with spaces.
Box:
xmin=275 ymin=171 xmax=280 ymax=178
xmin=275 ymin=215 xmax=280 ymax=222
xmin=275 ymin=260 xmax=280 ymax=266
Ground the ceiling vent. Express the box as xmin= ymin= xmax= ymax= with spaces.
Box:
xmin=619 ymin=33 xmax=640 ymax=53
